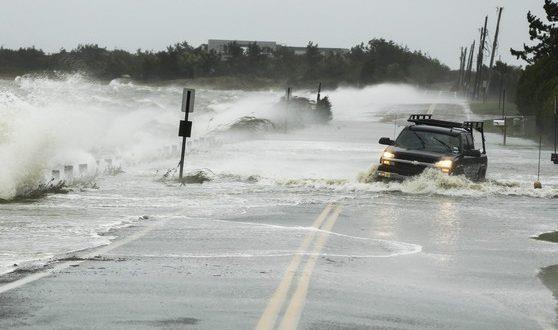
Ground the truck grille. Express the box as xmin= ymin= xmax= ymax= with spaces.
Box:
xmin=392 ymin=162 xmax=427 ymax=176
xmin=396 ymin=153 xmax=437 ymax=164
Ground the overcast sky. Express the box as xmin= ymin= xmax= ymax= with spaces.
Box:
xmin=0 ymin=0 xmax=545 ymax=69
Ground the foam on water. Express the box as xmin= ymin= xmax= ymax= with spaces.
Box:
xmin=125 ymin=216 xmax=424 ymax=260
xmin=278 ymin=168 xmax=558 ymax=199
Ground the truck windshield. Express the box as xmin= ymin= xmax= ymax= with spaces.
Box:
xmin=396 ymin=129 xmax=461 ymax=154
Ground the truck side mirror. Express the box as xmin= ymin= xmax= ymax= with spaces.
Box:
xmin=379 ymin=137 xmax=395 ymax=146
xmin=464 ymin=149 xmax=481 ymax=157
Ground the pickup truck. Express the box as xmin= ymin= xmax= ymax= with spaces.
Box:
xmin=376 ymin=114 xmax=488 ymax=181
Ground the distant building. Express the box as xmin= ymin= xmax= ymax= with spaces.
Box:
xmin=207 ymin=39 xmax=349 ymax=57
xmin=286 ymin=46 xmax=350 ymax=56
xmin=208 ymin=39 xmax=277 ymax=56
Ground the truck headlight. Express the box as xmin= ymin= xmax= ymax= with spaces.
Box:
xmin=435 ymin=159 xmax=453 ymax=173
xmin=382 ymin=151 xmax=395 ymax=159
xmin=382 ymin=151 xmax=395 ymax=165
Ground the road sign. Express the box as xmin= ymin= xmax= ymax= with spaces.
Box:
xmin=178 ymin=120 xmax=192 ymax=137
xmin=181 ymin=89 xmax=195 ymax=113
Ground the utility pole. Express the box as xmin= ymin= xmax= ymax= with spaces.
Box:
xmin=474 ymin=24 xmax=484 ymax=99
xmin=457 ymin=47 xmax=463 ymax=88
xmin=474 ymin=16 xmax=488 ymax=99
xmin=486 ymin=7 xmax=504 ymax=100
xmin=458 ymin=47 xmax=467 ymax=90
xmin=462 ymin=47 xmax=468 ymax=90
xmin=480 ymin=16 xmax=489 ymax=100
xmin=317 ymin=82 xmax=322 ymax=102
xmin=465 ymin=41 xmax=476 ymax=95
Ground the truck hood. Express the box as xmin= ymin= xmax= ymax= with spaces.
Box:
xmin=389 ymin=147 xmax=456 ymax=164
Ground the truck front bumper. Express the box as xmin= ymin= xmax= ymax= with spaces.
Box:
xmin=374 ymin=170 xmax=409 ymax=181
xmin=375 ymin=157 xmax=451 ymax=181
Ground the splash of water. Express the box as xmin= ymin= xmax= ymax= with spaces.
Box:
xmin=1 ymin=74 xmax=554 ymax=200
xmin=0 ymin=74 xmax=179 ymax=199
xmin=280 ymin=167 xmax=558 ymax=199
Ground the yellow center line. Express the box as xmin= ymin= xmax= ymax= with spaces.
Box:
xmin=427 ymin=91 xmax=441 ymax=114
xmin=255 ymin=203 xmax=334 ymax=330
xmin=427 ymin=103 xmax=436 ymax=115
xmin=278 ymin=206 xmax=342 ymax=330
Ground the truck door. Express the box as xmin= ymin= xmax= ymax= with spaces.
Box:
xmin=461 ymin=133 xmax=481 ymax=179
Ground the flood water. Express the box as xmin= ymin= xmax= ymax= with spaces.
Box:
xmin=1 ymin=74 xmax=558 ymax=327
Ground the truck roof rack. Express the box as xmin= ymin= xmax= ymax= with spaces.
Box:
xmin=408 ymin=114 xmax=486 ymax=154
xmin=408 ymin=115 xmax=484 ymax=132
xmin=408 ymin=114 xmax=465 ymax=129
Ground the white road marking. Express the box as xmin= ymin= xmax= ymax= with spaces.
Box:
xmin=0 ymin=222 xmax=157 ymax=294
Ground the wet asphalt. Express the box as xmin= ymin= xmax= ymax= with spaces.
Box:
xmin=1 ymin=194 xmax=557 ymax=329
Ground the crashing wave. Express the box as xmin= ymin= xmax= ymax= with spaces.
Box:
xmin=228 ymin=116 xmax=276 ymax=133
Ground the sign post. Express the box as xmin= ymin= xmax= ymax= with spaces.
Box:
xmin=178 ymin=88 xmax=195 ymax=180
xmin=501 ymin=89 xmax=507 ymax=146
xmin=535 ymin=135 xmax=543 ymax=189
xmin=285 ymin=87 xmax=291 ymax=133
xmin=552 ymin=95 xmax=558 ymax=164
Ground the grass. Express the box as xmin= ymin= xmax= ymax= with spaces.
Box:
xmin=468 ymin=100 xmax=519 ymax=116
xmin=534 ymin=231 xmax=558 ymax=243
xmin=0 ymin=181 xmax=69 ymax=204
xmin=467 ymin=99 xmax=544 ymax=140
xmin=178 ymin=170 xmax=213 ymax=184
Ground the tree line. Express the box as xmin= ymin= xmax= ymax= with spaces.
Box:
xmin=0 ymin=39 xmax=450 ymax=87
xmin=511 ymin=0 xmax=558 ymax=136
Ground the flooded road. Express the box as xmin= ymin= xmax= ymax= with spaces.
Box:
xmin=1 ymin=75 xmax=557 ymax=328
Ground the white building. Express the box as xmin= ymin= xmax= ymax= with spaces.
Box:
xmin=208 ymin=39 xmax=277 ymax=56
xmin=207 ymin=39 xmax=349 ymax=57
